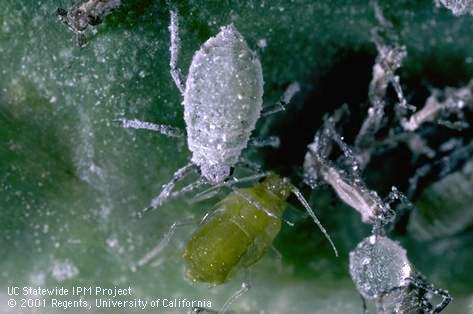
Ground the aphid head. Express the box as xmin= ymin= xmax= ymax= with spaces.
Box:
xmin=201 ymin=164 xmax=231 ymax=184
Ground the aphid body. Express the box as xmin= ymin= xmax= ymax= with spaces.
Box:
xmin=182 ymin=175 xmax=291 ymax=286
xmin=349 ymin=235 xmax=451 ymax=313
xmin=183 ymin=24 xmax=263 ymax=183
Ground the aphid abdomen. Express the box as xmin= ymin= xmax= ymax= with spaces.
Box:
xmin=184 ymin=25 xmax=264 ymax=168
xmin=183 ymin=176 xmax=288 ymax=285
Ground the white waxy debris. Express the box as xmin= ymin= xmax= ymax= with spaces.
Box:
xmin=402 ymin=80 xmax=473 ymax=131
xmin=349 ymin=235 xmax=412 ymax=299
xmin=51 ymin=259 xmax=79 ymax=282
xmin=257 ymin=38 xmax=267 ymax=49
xmin=439 ymin=0 xmax=473 ymax=15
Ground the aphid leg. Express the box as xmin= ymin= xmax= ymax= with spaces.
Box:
xmin=77 ymin=33 xmax=87 ymax=48
xmin=237 ymin=158 xmax=264 ymax=173
xmin=289 ymin=185 xmax=339 ymax=256
xmin=220 ymin=281 xmax=250 ymax=314
xmin=359 ymin=294 xmax=369 ymax=314
xmin=383 ymin=186 xmax=415 ymax=226
xmin=188 ymin=307 xmax=218 ymax=314
xmin=407 ymin=276 xmax=452 ymax=314
xmin=170 ymin=178 xmax=209 ymax=203
xmin=169 ymin=9 xmax=186 ymax=95
xmin=261 ymin=82 xmax=300 ymax=117
xmin=56 ymin=8 xmax=68 ymax=20
xmin=144 ymin=163 xmax=198 ymax=212
xmin=248 ymin=136 xmax=280 ymax=148
xmin=133 ymin=218 xmax=201 ymax=271
xmin=190 ymin=171 xmax=272 ymax=203
xmin=117 ymin=118 xmax=185 ymax=138
xmin=324 ymin=120 xmax=362 ymax=175
xmin=231 ymin=186 xmax=278 ymax=219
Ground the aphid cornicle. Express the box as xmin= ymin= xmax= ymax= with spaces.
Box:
xmin=349 ymin=235 xmax=452 ymax=314
xmin=182 ymin=175 xmax=294 ymax=285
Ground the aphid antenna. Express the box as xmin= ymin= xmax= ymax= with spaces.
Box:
xmin=116 ymin=118 xmax=185 ymax=138
xmin=169 ymin=9 xmax=186 ymax=95
xmin=220 ymin=282 xmax=250 ymax=314
xmin=132 ymin=218 xmax=197 ymax=271
xmin=289 ymin=185 xmax=339 ymax=257
xmin=172 ymin=178 xmax=209 ymax=203
xmin=231 ymin=186 xmax=278 ymax=219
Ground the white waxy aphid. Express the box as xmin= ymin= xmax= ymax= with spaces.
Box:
xmin=349 ymin=235 xmax=452 ymax=313
xmin=438 ymin=0 xmax=473 ymax=15
xmin=119 ymin=10 xmax=300 ymax=211
xmin=183 ymin=24 xmax=264 ymax=183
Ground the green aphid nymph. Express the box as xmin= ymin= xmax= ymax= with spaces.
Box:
xmin=182 ymin=175 xmax=292 ymax=286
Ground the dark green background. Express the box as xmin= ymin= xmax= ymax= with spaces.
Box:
xmin=1 ymin=0 xmax=472 ymax=313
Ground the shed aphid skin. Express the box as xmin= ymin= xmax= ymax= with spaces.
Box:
xmin=304 ymin=114 xmax=407 ymax=226
xmin=437 ymin=0 xmax=473 ymax=15
xmin=401 ymin=80 xmax=473 ymax=132
xmin=119 ymin=10 xmax=300 ymax=212
xmin=182 ymin=175 xmax=338 ymax=286
xmin=56 ymin=0 xmax=121 ymax=47
xmin=349 ymin=235 xmax=452 ymax=314
xmin=355 ymin=1 xmax=410 ymax=167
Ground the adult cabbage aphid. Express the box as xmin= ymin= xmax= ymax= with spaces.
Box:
xmin=349 ymin=235 xmax=451 ymax=313
xmin=120 ymin=10 xmax=299 ymax=210
xmin=56 ymin=0 xmax=121 ymax=47
xmin=182 ymin=175 xmax=338 ymax=286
